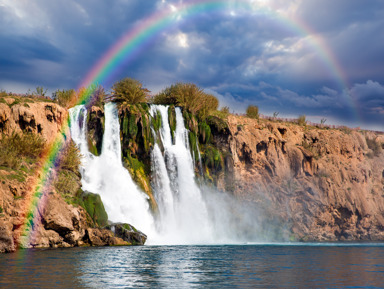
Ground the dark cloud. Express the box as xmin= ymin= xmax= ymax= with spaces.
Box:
xmin=0 ymin=0 xmax=383 ymax=130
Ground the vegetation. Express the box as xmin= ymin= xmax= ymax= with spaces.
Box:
xmin=111 ymin=78 xmax=150 ymax=109
xmin=297 ymin=115 xmax=307 ymax=126
xmin=76 ymin=191 xmax=108 ymax=227
xmin=34 ymin=86 xmax=48 ymax=97
xmin=0 ymin=132 xmax=45 ymax=170
xmin=0 ymin=89 xmax=8 ymax=97
xmin=87 ymin=85 xmax=106 ymax=109
xmin=246 ymin=105 xmax=259 ymax=119
xmin=53 ymin=141 xmax=82 ymax=198
xmin=153 ymin=82 xmax=219 ymax=120
xmin=52 ymin=88 xmax=75 ymax=108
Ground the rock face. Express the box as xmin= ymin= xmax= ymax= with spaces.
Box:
xmin=216 ymin=116 xmax=384 ymax=241
xmin=0 ymin=100 xmax=67 ymax=143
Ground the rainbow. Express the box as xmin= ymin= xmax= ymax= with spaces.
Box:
xmin=19 ymin=0 xmax=358 ymax=248
xmin=77 ymin=0 xmax=357 ymax=115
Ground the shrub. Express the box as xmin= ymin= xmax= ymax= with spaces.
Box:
xmin=297 ymin=115 xmax=306 ymax=126
xmin=246 ymin=105 xmax=259 ymax=119
xmin=87 ymin=85 xmax=106 ymax=108
xmin=53 ymin=89 xmax=75 ymax=108
xmin=111 ymin=78 xmax=150 ymax=109
xmin=153 ymin=82 xmax=219 ymax=119
xmin=53 ymin=141 xmax=82 ymax=197
xmin=0 ymin=132 xmax=45 ymax=169
xmin=0 ymin=90 xmax=8 ymax=97
xmin=34 ymin=86 xmax=48 ymax=96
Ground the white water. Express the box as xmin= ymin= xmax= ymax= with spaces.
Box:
xmin=70 ymin=103 xmax=264 ymax=245
xmin=69 ymin=104 xmax=154 ymax=236
xmin=150 ymin=105 xmax=213 ymax=244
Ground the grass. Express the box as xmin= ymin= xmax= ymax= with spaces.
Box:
xmin=0 ymin=132 xmax=45 ymax=170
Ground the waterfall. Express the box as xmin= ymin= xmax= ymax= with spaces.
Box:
xmin=70 ymin=103 xmax=263 ymax=245
xmin=150 ymin=105 xmax=213 ymax=244
xmin=69 ymin=103 xmax=155 ymax=236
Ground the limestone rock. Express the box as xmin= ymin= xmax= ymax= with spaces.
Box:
xmin=106 ymin=223 xmax=147 ymax=245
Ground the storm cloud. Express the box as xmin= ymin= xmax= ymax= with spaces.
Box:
xmin=0 ymin=0 xmax=383 ymax=130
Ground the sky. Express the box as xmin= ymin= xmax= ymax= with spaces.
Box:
xmin=0 ymin=0 xmax=383 ymax=131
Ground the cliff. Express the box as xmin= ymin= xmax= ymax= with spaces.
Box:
xmin=1 ymin=97 xmax=384 ymax=252
xmin=220 ymin=116 xmax=384 ymax=241
xmin=0 ymin=97 xmax=146 ymax=252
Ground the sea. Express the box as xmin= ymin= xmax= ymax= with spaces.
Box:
xmin=1 ymin=244 xmax=384 ymax=288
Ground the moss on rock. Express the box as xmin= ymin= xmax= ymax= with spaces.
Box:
xmin=76 ymin=191 xmax=109 ymax=228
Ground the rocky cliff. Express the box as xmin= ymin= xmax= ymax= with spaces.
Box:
xmin=1 ymin=97 xmax=384 ymax=252
xmin=0 ymin=96 xmax=146 ymax=253
xmin=219 ymin=116 xmax=384 ymax=241
xmin=82 ymin=103 xmax=384 ymax=242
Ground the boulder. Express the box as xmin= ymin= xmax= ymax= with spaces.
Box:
xmin=106 ymin=223 xmax=147 ymax=245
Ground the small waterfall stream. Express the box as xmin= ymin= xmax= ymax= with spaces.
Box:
xmin=150 ymin=105 xmax=213 ymax=244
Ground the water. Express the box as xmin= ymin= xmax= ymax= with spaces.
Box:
xmin=1 ymin=244 xmax=384 ymax=288
xmin=149 ymin=105 xmax=212 ymax=244
xmin=69 ymin=104 xmax=154 ymax=235
xmin=69 ymin=104 xmax=267 ymax=245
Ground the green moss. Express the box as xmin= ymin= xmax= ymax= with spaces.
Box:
xmin=168 ymin=105 xmax=176 ymax=143
xmin=140 ymin=103 xmax=149 ymax=111
xmin=76 ymin=191 xmax=108 ymax=227
xmin=151 ymin=110 xmax=162 ymax=132
xmin=206 ymin=115 xmax=228 ymax=134
xmin=123 ymin=155 xmax=158 ymax=212
xmin=122 ymin=223 xmax=138 ymax=232
xmin=202 ymin=146 xmax=223 ymax=171
xmin=189 ymin=131 xmax=198 ymax=161
xmin=198 ymin=121 xmax=211 ymax=144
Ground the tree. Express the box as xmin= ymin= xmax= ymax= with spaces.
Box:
xmin=111 ymin=78 xmax=150 ymax=109
xmin=246 ymin=105 xmax=259 ymax=119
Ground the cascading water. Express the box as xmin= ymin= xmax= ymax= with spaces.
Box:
xmin=69 ymin=103 xmax=155 ymax=236
xmin=70 ymin=103 xmax=263 ymax=245
xmin=150 ymin=105 xmax=213 ymax=244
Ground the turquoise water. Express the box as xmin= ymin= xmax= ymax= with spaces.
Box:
xmin=1 ymin=244 xmax=384 ymax=288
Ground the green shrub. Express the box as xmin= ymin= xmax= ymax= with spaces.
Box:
xmin=53 ymin=89 xmax=75 ymax=108
xmin=111 ymin=78 xmax=150 ymax=109
xmin=246 ymin=105 xmax=259 ymax=119
xmin=59 ymin=141 xmax=82 ymax=172
xmin=0 ymin=132 xmax=45 ymax=169
xmin=153 ymin=82 xmax=219 ymax=119
xmin=53 ymin=141 xmax=82 ymax=198
xmin=34 ymin=86 xmax=48 ymax=96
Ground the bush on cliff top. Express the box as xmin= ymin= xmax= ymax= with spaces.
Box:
xmin=153 ymin=82 xmax=219 ymax=119
xmin=246 ymin=105 xmax=259 ymax=119
xmin=111 ymin=78 xmax=150 ymax=109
